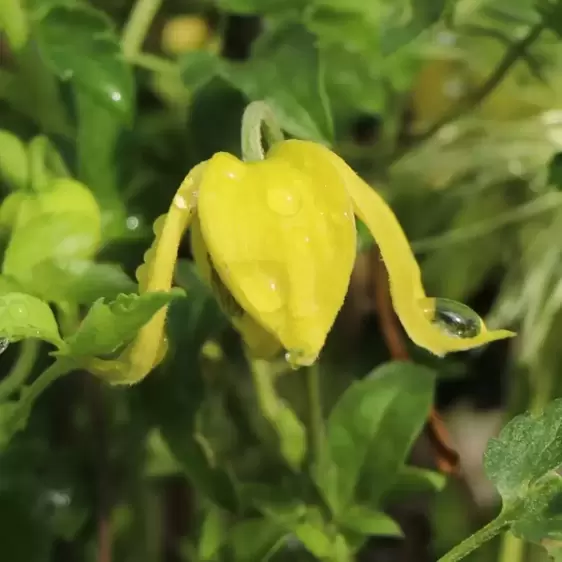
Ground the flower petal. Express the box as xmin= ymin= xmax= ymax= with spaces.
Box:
xmin=191 ymin=215 xmax=282 ymax=359
xmin=197 ymin=147 xmax=356 ymax=366
xmin=90 ymin=162 xmax=205 ymax=384
xmin=288 ymin=141 xmax=515 ymax=356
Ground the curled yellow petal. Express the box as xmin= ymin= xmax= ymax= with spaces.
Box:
xmin=282 ymin=140 xmax=515 ymax=356
xmin=90 ymin=163 xmax=205 ymax=384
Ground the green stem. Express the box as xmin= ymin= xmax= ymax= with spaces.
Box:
xmin=0 ymin=339 xmax=40 ymax=402
xmin=121 ymin=0 xmax=163 ymax=58
xmin=306 ymin=363 xmax=324 ymax=466
xmin=56 ymin=302 xmax=80 ymax=338
xmin=128 ymin=52 xmax=178 ymax=75
xmin=6 ymin=357 xmax=76 ymax=442
xmin=19 ymin=357 xmax=75 ymax=407
xmin=28 ymin=135 xmax=70 ymax=192
xmin=250 ymin=359 xmax=279 ymax=418
xmin=241 ymin=101 xmax=284 ymax=162
xmin=437 ymin=513 xmax=511 ymax=562
xmin=498 ymin=532 xmax=525 ymax=562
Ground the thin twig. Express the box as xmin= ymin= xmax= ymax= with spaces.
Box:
xmin=121 ymin=0 xmax=163 ymax=58
xmin=412 ymin=192 xmax=562 ymax=253
xmin=371 ymin=248 xmax=460 ymax=474
xmin=395 ymin=21 xmax=544 ymax=160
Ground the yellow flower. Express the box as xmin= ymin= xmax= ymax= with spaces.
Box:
xmin=105 ymin=102 xmax=515 ymax=384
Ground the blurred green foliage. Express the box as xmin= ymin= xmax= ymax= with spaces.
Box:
xmin=2 ymin=0 xmax=562 ymax=561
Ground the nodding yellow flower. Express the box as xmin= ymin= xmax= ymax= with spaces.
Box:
xmin=114 ymin=102 xmax=515 ymax=383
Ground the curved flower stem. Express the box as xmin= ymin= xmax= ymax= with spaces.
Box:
xmin=0 ymin=338 xmax=40 ymax=402
xmin=122 ymin=0 xmax=163 ymax=58
xmin=437 ymin=512 xmax=512 ymax=562
xmin=19 ymin=357 xmax=75 ymax=409
xmin=5 ymin=356 xmax=77 ymax=443
xmin=241 ymin=101 xmax=284 ymax=162
xmin=28 ymin=135 xmax=69 ymax=192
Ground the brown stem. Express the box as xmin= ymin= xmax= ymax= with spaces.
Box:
xmin=371 ymin=248 xmax=460 ymax=475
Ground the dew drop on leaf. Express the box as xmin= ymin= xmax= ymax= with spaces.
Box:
xmin=430 ymin=298 xmax=481 ymax=338
xmin=285 ymin=348 xmax=317 ymax=369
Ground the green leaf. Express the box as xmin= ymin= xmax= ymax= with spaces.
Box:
xmin=380 ymin=0 xmax=446 ymax=56
xmin=309 ymin=0 xmax=445 ymax=56
xmin=0 ymin=130 xmax=28 ymax=190
xmin=179 ymin=51 xmax=222 ymax=92
xmin=0 ymin=46 xmax=72 ymax=137
xmin=75 ymin=91 xmax=127 ymax=231
xmin=63 ymin=290 xmax=183 ymax=358
xmin=249 ymin=491 xmax=351 ymax=560
xmin=314 ymin=361 xmax=436 ymax=514
xmin=27 ymin=135 xmax=70 ymax=194
xmin=228 ymin=518 xmax=288 ymax=562
xmin=198 ymin=506 xmax=227 ymax=561
xmin=0 ymin=0 xmax=28 ymax=50
xmin=548 ymin=152 xmax=562 ymax=191
xmin=0 ymin=193 xmax=27 ymax=230
xmin=0 ymin=292 xmax=62 ymax=346
xmin=323 ymin=47 xmax=387 ymax=117
xmin=386 ymin=466 xmax=448 ymax=501
xmin=33 ymin=3 xmax=134 ymax=122
xmin=484 ymin=398 xmax=562 ymax=505
xmin=338 ymin=505 xmax=403 ymax=537
xmin=510 ymin=473 xmax=562 ymax=546
xmin=481 ymin=400 xmax=562 ymax=560
xmin=29 ymin=261 xmax=136 ymax=305
xmin=138 ymin=293 xmax=239 ymax=512
xmin=3 ymin=212 xmax=101 ymax=288
xmin=292 ymin=507 xmax=350 ymax=560
xmin=305 ymin=7 xmax=382 ymax=56
xmin=222 ymin=23 xmax=334 ymax=143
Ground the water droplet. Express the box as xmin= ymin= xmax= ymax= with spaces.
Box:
xmin=285 ymin=349 xmax=317 ymax=369
xmin=174 ymin=193 xmax=188 ymax=209
xmin=267 ymin=188 xmax=302 ymax=216
xmin=8 ymin=304 xmax=27 ymax=322
xmin=126 ymin=215 xmax=140 ymax=230
xmin=427 ymin=298 xmax=482 ymax=339
xmin=111 ymin=91 xmax=122 ymax=102
xmin=0 ymin=339 xmax=9 ymax=354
